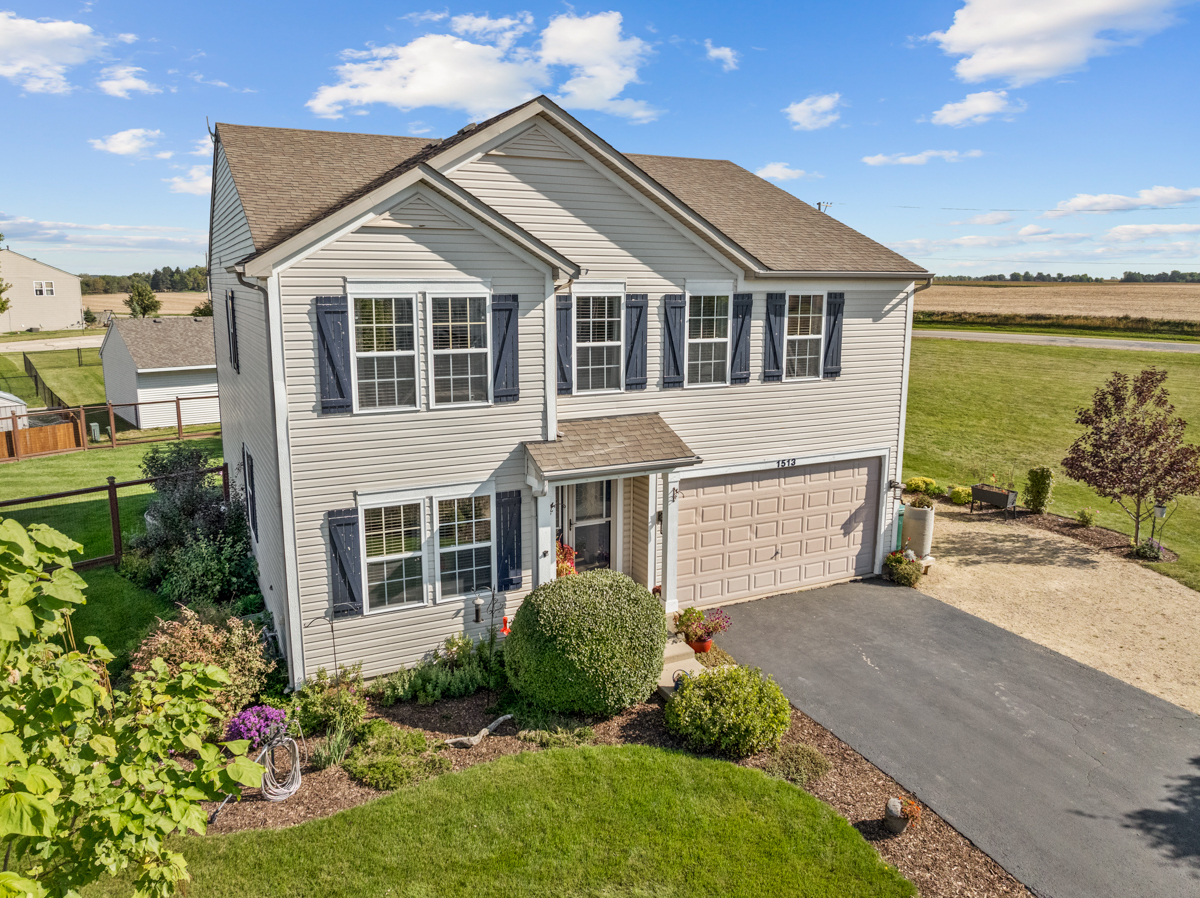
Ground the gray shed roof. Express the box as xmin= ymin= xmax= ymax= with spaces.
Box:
xmin=109 ymin=317 xmax=217 ymax=371
xmin=217 ymin=99 xmax=926 ymax=275
xmin=524 ymin=414 xmax=701 ymax=479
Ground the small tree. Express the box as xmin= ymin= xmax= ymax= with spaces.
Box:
xmin=191 ymin=296 xmax=213 ymax=316
xmin=1061 ymin=368 xmax=1200 ymax=544
xmin=124 ymin=280 xmax=161 ymax=318
xmin=0 ymin=518 xmax=262 ymax=898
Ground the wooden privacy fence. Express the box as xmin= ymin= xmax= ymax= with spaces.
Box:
xmin=0 ymin=394 xmax=221 ymax=463
xmin=0 ymin=464 xmax=230 ymax=570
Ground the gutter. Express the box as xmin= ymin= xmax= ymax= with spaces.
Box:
xmin=749 ymin=270 xmax=933 ymax=280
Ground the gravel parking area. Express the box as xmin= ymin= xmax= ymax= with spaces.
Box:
xmin=920 ymin=504 xmax=1200 ymax=714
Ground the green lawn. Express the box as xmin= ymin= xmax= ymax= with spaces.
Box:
xmin=0 ymin=328 xmax=98 ymax=343
xmin=71 ymin=566 xmax=171 ymax=672
xmin=26 ymin=348 xmax=106 ymax=406
xmin=905 ymin=339 xmax=1200 ymax=591
xmin=0 ymin=352 xmax=38 ymax=404
xmin=83 ymin=745 xmax=916 ymax=898
xmin=914 ymin=321 xmax=1200 ymax=343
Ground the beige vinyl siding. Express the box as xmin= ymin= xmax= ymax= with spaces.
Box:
xmin=99 ymin=330 xmax=139 ymax=423
xmin=209 ymin=141 xmax=291 ymax=644
xmin=0 ymin=250 xmax=83 ymax=333
xmin=629 ymin=475 xmax=652 ymax=587
xmin=134 ymin=369 xmax=219 ymax=428
xmin=278 ymin=215 xmax=547 ymax=678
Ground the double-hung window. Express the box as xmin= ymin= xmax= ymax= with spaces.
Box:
xmin=353 ymin=296 xmax=418 ymax=410
xmin=686 ymin=294 xmax=730 ymax=385
xmin=786 ymin=294 xmax=824 ymax=379
xmin=34 ymin=281 xmax=54 ymax=296
xmin=431 ymin=295 xmax=489 ymax=405
xmin=575 ymin=295 xmax=621 ymax=391
xmin=364 ymin=503 xmax=425 ymax=609
xmin=437 ymin=495 xmax=493 ymax=596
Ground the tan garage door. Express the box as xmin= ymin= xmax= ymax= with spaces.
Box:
xmin=677 ymin=457 xmax=881 ymax=605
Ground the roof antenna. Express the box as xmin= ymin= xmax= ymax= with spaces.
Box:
xmin=816 ymin=202 xmax=832 ymax=213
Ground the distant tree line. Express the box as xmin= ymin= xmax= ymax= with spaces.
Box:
xmin=935 ymin=272 xmax=1107 ymax=283
xmin=80 ymin=265 xmax=207 ymax=295
xmin=1120 ymin=270 xmax=1200 ymax=283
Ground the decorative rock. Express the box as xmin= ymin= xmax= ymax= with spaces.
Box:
xmin=444 ymin=714 xmax=513 ymax=749
xmin=884 ymin=797 xmax=909 ymax=834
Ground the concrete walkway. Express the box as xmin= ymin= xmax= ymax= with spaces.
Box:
xmin=915 ymin=329 xmax=1200 ymax=353
xmin=0 ymin=334 xmax=105 ymax=353
xmin=719 ymin=580 xmax=1200 ymax=898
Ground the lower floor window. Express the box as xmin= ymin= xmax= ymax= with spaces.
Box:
xmin=365 ymin=503 xmax=424 ymax=608
xmin=438 ymin=496 xmax=493 ymax=595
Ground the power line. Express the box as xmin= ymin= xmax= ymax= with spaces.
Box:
xmin=886 ymin=205 xmax=1200 ymax=214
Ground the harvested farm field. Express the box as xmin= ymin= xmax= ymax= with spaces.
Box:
xmin=918 ymin=282 xmax=1200 ymax=321
xmin=86 ymin=291 xmax=209 ymax=317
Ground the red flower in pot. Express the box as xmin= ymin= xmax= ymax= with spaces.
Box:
xmin=673 ymin=607 xmax=731 ymax=653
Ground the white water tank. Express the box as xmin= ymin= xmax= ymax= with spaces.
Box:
xmin=901 ymin=504 xmax=935 ymax=558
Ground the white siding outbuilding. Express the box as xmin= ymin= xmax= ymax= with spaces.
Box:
xmin=99 ymin=317 xmax=220 ymax=429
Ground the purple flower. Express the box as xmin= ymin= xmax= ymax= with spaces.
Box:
xmin=225 ymin=705 xmax=288 ymax=751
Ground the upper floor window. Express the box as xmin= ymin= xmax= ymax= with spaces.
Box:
xmin=34 ymin=281 xmax=54 ymax=296
xmin=431 ymin=296 xmax=489 ymax=405
xmin=354 ymin=297 xmax=417 ymax=409
xmin=576 ymin=295 xmax=621 ymax=391
xmin=786 ymin=294 xmax=824 ymax=379
xmin=686 ymin=294 xmax=729 ymax=386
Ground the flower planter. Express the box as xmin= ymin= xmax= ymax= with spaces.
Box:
xmin=971 ymin=484 xmax=1018 ymax=520
xmin=687 ymin=639 xmax=713 ymax=653
xmin=884 ymin=798 xmax=909 ymax=834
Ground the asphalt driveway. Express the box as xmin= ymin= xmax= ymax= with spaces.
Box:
xmin=718 ymin=580 xmax=1200 ymax=898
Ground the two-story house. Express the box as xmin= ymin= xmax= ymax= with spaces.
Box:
xmin=208 ymin=96 xmax=930 ymax=688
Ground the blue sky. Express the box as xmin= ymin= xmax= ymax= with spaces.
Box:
xmin=2 ymin=0 xmax=1197 ymax=277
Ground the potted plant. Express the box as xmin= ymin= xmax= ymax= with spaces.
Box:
xmin=556 ymin=541 xmax=577 ymax=578
xmin=673 ymin=607 xmax=731 ymax=653
xmin=884 ymin=796 xmax=921 ymax=833
xmin=971 ymin=474 xmax=1018 ymax=518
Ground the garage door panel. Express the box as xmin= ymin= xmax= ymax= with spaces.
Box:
xmin=679 ymin=456 xmax=880 ymax=605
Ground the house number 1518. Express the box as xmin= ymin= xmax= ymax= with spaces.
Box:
xmin=776 ymin=458 xmax=797 ymax=468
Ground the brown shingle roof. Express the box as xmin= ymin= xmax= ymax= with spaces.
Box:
xmin=625 ymin=154 xmax=926 ymax=273
xmin=524 ymin=413 xmax=701 ymax=478
xmin=109 ymin=317 xmax=216 ymax=370
xmin=217 ymin=100 xmax=926 ymax=274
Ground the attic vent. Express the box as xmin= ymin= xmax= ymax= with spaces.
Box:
xmin=151 ymin=318 xmax=163 ymax=323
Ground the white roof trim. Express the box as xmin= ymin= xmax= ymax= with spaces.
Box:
xmin=138 ymin=364 xmax=218 ymax=374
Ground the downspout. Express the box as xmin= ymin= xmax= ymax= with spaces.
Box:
xmin=891 ymin=276 xmax=929 ymax=564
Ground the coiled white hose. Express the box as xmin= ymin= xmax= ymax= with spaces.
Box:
xmin=260 ymin=736 xmax=302 ymax=802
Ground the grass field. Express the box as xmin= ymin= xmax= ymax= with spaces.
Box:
xmin=0 ymin=352 xmax=38 ymax=403
xmin=82 ymin=745 xmax=916 ymax=898
xmin=914 ymin=312 xmax=1200 ymax=343
xmin=26 ymin=348 xmax=106 ymax=406
xmin=905 ymin=339 xmax=1200 ymax=592
xmin=0 ymin=327 xmax=100 ymax=344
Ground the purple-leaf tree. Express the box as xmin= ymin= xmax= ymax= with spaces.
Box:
xmin=1061 ymin=367 xmax=1200 ymax=545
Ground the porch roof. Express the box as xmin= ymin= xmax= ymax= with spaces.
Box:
xmin=524 ymin=413 xmax=701 ymax=481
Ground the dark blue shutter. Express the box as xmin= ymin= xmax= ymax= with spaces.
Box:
xmin=662 ymin=294 xmax=686 ymax=389
xmin=763 ymin=292 xmax=786 ymax=382
xmin=225 ymin=290 xmax=240 ymax=373
xmin=315 ymin=296 xmax=352 ymax=414
xmin=823 ymin=292 xmax=845 ymax=378
xmin=624 ymin=294 xmax=648 ymax=391
xmin=496 ymin=489 xmax=522 ymax=591
xmin=556 ymin=294 xmax=572 ymax=395
xmin=328 ymin=508 xmax=363 ymax=618
xmin=730 ymin=293 xmax=753 ymax=384
xmin=492 ymin=294 xmax=519 ymax=403
xmin=243 ymin=445 xmax=258 ymax=541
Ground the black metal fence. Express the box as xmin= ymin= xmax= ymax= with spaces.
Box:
xmin=22 ymin=349 xmax=100 ymax=410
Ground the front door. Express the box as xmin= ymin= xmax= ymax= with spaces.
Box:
xmin=556 ymin=480 xmax=613 ymax=571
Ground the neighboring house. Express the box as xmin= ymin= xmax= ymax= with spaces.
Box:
xmin=99 ymin=317 xmax=220 ymax=428
xmin=209 ymin=96 xmax=930 ymax=688
xmin=0 ymin=249 xmax=83 ymax=333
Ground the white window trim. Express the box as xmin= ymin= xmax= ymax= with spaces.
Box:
xmin=683 ymin=291 xmax=733 ymax=388
xmin=426 ymin=289 xmax=494 ymax=409
xmin=432 ymin=484 xmax=498 ymax=604
xmin=573 ymin=292 xmax=624 ymax=394
xmin=359 ymin=498 xmax=433 ymax=614
xmin=347 ymin=292 xmax=423 ymax=415
xmin=34 ymin=281 xmax=54 ymax=296
xmin=783 ymin=292 xmax=827 ymax=382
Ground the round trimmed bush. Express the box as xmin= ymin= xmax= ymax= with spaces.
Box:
xmin=505 ymin=569 xmax=667 ymax=715
xmin=949 ymin=486 xmax=972 ymax=506
xmin=664 ymin=665 xmax=791 ymax=758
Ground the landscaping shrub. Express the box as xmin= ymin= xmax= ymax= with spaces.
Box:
xmin=907 ymin=493 xmax=933 ymax=509
xmin=225 ymin=705 xmax=289 ymax=752
xmin=925 ymin=484 xmax=948 ymax=498
xmin=130 ymin=605 xmax=274 ymax=722
xmin=370 ymin=630 xmax=506 ymax=707
xmin=1134 ymin=539 xmax=1165 ymax=561
xmin=516 ymin=725 xmax=595 ymax=748
xmin=884 ymin=551 xmax=923 ymax=588
xmin=1025 ymin=466 xmax=1056 ymax=514
xmin=904 ymin=476 xmax=935 ymax=494
xmin=294 ymin=663 xmax=368 ymax=735
xmin=1076 ymin=508 xmax=1098 ymax=527
xmin=160 ymin=533 xmax=261 ymax=608
xmin=505 ymin=569 xmax=667 ymax=715
xmin=311 ymin=720 xmax=352 ymax=770
xmin=949 ymin=486 xmax=972 ymax=506
xmin=760 ymin=743 xmax=831 ymax=787
xmin=343 ymin=719 xmax=451 ymax=789
xmin=665 ymin=665 xmax=790 ymax=758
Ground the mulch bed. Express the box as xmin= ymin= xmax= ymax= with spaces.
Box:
xmin=204 ymin=689 xmax=1032 ymax=897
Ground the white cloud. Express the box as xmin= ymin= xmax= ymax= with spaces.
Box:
xmin=704 ymin=39 xmax=739 ymax=72
xmin=401 ymin=10 xmax=449 ymax=24
xmin=1101 ymin=223 xmax=1200 ymax=242
xmin=931 ymin=89 xmax=1024 ymax=126
xmin=955 ymin=211 xmax=1013 ymax=225
xmin=307 ymin=11 xmax=656 ymax=122
xmin=0 ymin=211 xmax=205 ymax=254
xmin=96 ymin=64 xmax=159 ymax=98
xmin=862 ymin=149 xmax=983 ymax=165
xmin=1018 ymin=224 xmax=1052 ymax=235
xmin=164 ymin=166 xmax=212 ymax=195
xmin=755 ymin=162 xmax=811 ymax=181
xmin=0 ymin=11 xmax=106 ymax=93
xmin=1045 ymin=185 xmax=1200 ymax=217
xmin=406 ymin=121 xmax=432 ymax=135
xmin=189 ymin=136 xmax=212 ymax=156
xmin=783 ymin=92 xmax=842 ymax=130
xmin=88 ymin=127 xmax=164 ymax=156
xmin=926 ymin=0 xmax=1181 ymax=87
